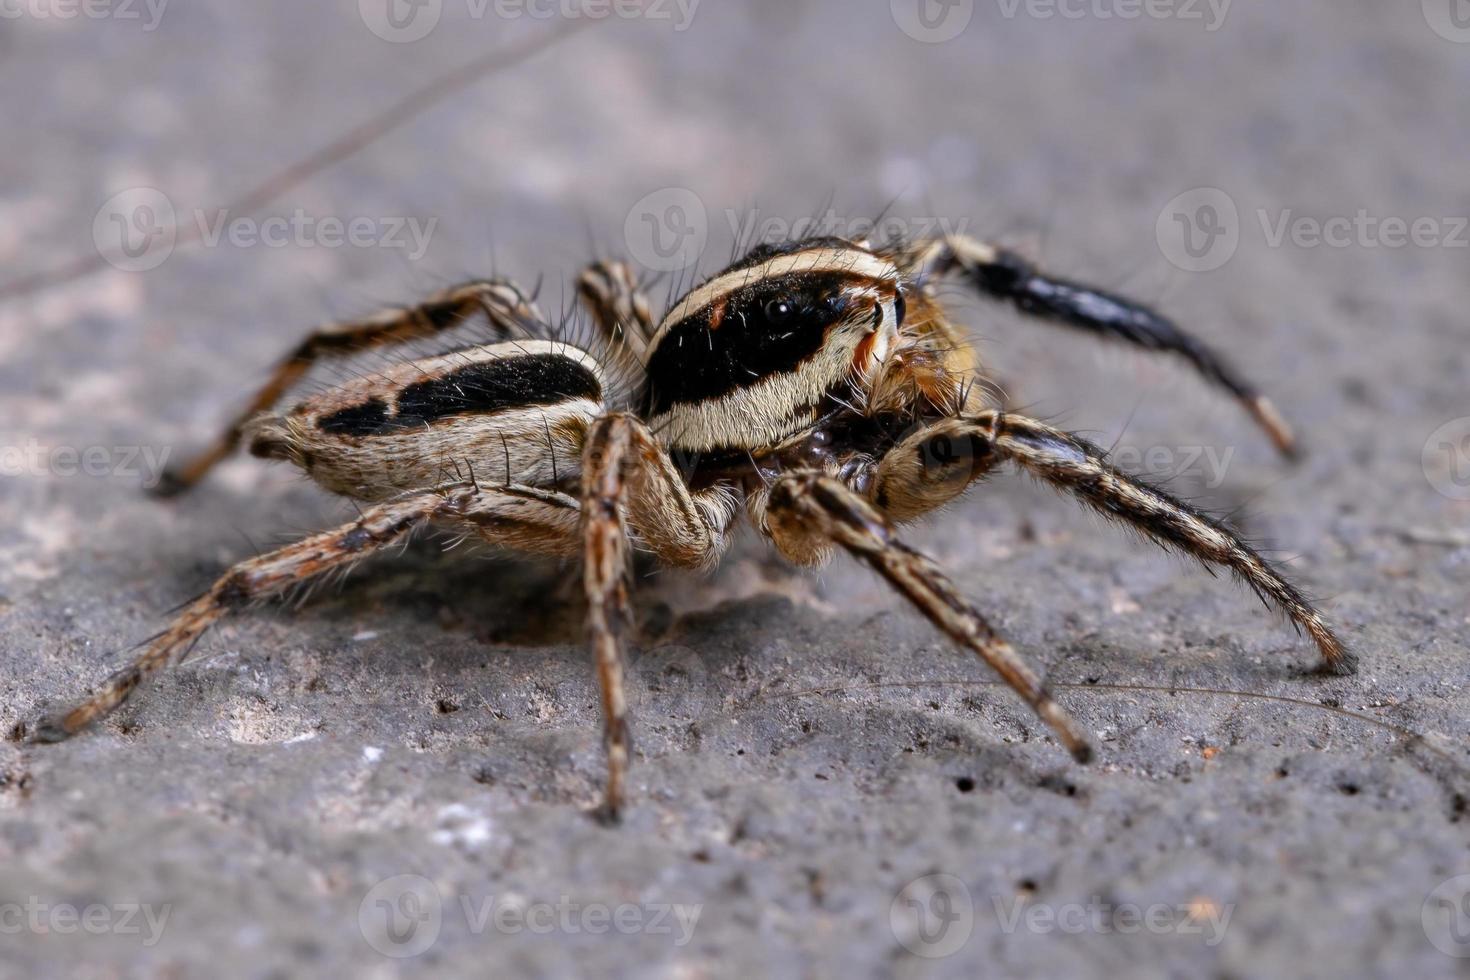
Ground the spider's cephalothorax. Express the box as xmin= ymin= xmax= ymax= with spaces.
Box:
xmin=30 ymin=230 xmax=1354 ymax=820
xmin=641 ymin=239 xmax=909 ymax=455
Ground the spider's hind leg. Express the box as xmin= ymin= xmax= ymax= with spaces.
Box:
xmin=27 ymin=481 xmax=589 ymax=743
xmin=890 ymin=234 xmax=1300 ymax=458
xmin=763 ymin=471 xmax=1094 ymax=764
xmin=156 ymin=279 xmax=545 ymax=495
xmin=27 ymin=485 xmax=480 ymax=742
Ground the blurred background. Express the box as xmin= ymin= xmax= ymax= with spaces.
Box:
xmin=2 ymin=2 xmax=1469 ymax=977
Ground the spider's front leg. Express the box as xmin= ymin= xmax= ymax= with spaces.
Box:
xmin=890 ymin=235 xmax=1300 ymax=458
xmin=874 ymin=412 xmax=1354 ymax=675
xmin=763 ymin=472 xmax=1094 ymax=762
xmin=578 ymin=413 xmax=739 ymax=820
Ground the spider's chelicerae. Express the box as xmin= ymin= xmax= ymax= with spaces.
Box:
xmin=30 ymin=232 xmax=1354 ymax=819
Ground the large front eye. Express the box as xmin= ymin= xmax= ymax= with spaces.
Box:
xmin=764 ymin=297 xmax=796 ymax=321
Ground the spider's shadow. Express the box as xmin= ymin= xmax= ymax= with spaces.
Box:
xmin=152 ymin=483 xmax=771 ymax=655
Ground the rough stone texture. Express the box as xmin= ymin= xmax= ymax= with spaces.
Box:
xmin=2 ymin=2 xmax=1468 ymax=977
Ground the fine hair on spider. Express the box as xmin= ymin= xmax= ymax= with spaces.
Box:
xmin=26 ymin=225 xmax=1355 ymax=822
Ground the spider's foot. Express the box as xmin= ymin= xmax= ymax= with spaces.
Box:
xmin=593 ymin=774 xmax=626 ymax=826
xmin=1248 ymin=394 xmax=1303 ymax=461
xmin=25 ymin=710 xmax=84 ymax=744
xmin=1307 ymin=620 xmax=1357 ymax=676
xmin=1319 ymin=644 xmax=1359 ymax=677
xmin=148 ymin=469 xmax=192 ymax=499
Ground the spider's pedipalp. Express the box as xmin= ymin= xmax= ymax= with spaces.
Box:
xmin=765 ymin=470 xmax=1094 ymax=763
xmin=870 ymin=416 xmax=1001 ymax=523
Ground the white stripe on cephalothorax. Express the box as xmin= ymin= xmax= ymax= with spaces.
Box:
xmin=653 ymin=246 xmax=899 ymax=344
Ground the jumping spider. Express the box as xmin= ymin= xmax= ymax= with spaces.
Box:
xmin=29 ymin=232 xmax=1354 ymax=819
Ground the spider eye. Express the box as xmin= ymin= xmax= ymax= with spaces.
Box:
xmin=893 ymin=287 xmax=907 ymax=329
xmin=764 ymin=298 xmax=796 ymax=321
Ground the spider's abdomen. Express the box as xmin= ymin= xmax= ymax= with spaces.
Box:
xmin=243 ymin=340 xmax=605 ymax=500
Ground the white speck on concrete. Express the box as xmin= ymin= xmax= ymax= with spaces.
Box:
xmin=431 ymin=803 xmax=496 ymax=849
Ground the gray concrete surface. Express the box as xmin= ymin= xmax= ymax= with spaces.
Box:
xmin=2 ymin=1 xmax=1469 ymax=977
